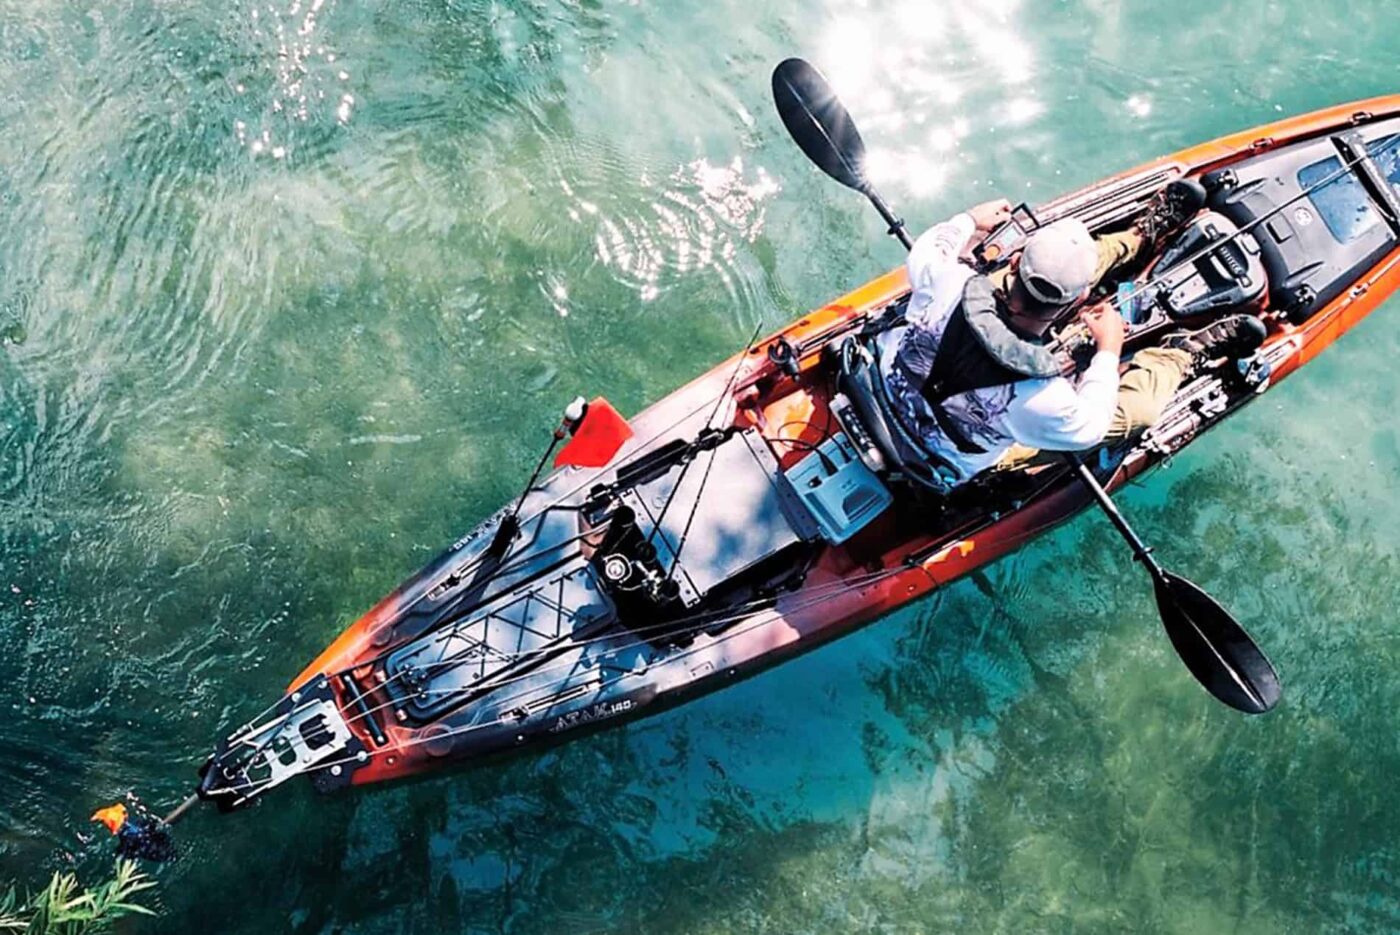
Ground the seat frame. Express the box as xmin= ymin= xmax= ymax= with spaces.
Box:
xmin=829 ymin=336 xmax=958 ymax=494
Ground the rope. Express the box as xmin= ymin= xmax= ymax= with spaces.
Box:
xmin=645 ymin=321 xmax=764 ymax=558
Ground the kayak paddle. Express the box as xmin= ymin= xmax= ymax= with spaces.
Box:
xmin=770 ymin=56 xmax=1281 ymax=714
xmin=1066 ymin=457 xmax=1279 ymax=713
xmin=771 ymin=58 xmax=912 ymax=250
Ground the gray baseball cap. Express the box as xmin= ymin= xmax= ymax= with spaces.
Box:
xmin=1018 ymin=218 xmax=1097 ymax=306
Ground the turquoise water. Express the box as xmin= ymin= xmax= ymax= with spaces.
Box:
xmin=2 ymin=1 xmax=1399 ymax=931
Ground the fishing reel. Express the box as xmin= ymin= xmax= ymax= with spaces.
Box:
xmin=592 ymin=506 xmax=682 ymax=605
xmin=598 ymin=542 xmax=681 ymax=604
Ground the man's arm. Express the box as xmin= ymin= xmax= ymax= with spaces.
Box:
xmin=1004 ymin=352 xmax=1120 ymax=449
xmin=905 ymin=213 xmax=975 ymax=303
xmin=1003 ymin=302 xmax=1126 ymax=450
xmin=905 ymin=199 xmax=1011 ymax=327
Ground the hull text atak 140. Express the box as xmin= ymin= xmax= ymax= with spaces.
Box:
xmin=188 ymin=74 xmax=1400 ymax=817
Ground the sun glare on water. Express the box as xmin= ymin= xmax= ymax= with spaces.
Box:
xmin=816 ymin=0 xmax=1037 ymax=198
xmin=231 ymin=0 xmax=356 ymax=160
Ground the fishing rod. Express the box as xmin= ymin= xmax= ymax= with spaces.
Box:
xmin=486 ymin=397 xmax=590 ymax=557
xmin=771 ymin=55 xmax=1280 ymax=714
xmin=1046 ymin=133 xmax=1400 ymax=349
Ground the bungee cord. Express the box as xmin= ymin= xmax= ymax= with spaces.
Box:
xmin=340 ymin=561 xmax=919 ymax=722
xmin=302 ymin=344 xmax=783 ymax=700
xmin=247 ymin=456 xmax=1105 ymax=793
xmin=223 ymin=560 xmax=923 ymax=804
xmin=235 ymin=559 xmax=919 ymax=768
xmin=222 ymin=448 xmax=1081 ymax=801
xmin=644 ymin=320 xmax=764 ymax=561
xmin=209 ymin=367 xmax=777 ymax=781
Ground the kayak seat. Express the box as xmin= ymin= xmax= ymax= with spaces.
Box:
xmin=1141 ymin=211 xmax=1268 ymax=320
xmin=829 ymin=336 xmax=958 ymax=494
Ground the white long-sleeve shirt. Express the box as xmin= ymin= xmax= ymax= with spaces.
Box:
xmin=875 ymin=213 xmax=1120 ymax=484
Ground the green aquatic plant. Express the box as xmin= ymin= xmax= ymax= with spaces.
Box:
xmin=0 ymin=860 xmax=155 ymax=934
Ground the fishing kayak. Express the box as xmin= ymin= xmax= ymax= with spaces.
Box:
xmin=194 ymin=92 xmax=1400 ymax=813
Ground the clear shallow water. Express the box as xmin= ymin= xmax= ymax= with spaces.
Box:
xmin=1 ymin=1 xmax=1398 ymax=932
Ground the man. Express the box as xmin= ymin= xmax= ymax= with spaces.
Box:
xmin=877 ymin=184 xmax=1266 ymax=485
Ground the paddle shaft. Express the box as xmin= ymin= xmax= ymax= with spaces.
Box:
xmin=1066 ymin=457 xmax=1164 ymax=578
xmin=162 ymin=792 xmax=201 ymax=826
xmin=864 ymin=186 xmax=914 ymax=250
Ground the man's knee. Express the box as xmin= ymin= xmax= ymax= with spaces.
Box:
xmin=1111 ymin=394 xmax=1166 ymax=439
xmin=1107 ymin=347 xmax=1192 ymax=441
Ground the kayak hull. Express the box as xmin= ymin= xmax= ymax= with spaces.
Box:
xmin=197 ymin=94 xmax=1400 ymax=808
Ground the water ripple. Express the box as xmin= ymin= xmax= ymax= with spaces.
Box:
xmin=582 ymin=150 xmax=779 ymax=311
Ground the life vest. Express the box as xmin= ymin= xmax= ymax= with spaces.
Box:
xmin=893 ymin=275 xmax=1066 ymax=454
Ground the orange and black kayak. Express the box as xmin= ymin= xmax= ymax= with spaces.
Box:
xmin=193 ymin=89 xmax=1400 ymax=813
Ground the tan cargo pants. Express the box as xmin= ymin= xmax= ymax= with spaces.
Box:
xmin=994 ymin=227 xmax=1193 ymax=466
xmin=987 ymin=228 xmax=1145 ymax=298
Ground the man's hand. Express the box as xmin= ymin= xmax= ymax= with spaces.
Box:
xmin=1080 ymin=302 xmax=1125 ymax=357
xmin=967 ymin=198 xmax=1012 ymax=234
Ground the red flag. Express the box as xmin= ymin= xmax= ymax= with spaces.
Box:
xmin=554 ymin=397 xmax=633 ymax=469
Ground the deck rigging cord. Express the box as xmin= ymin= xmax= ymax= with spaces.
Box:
xmin=215 ymin=475 xmax=1084 ymax=809
xmin=219 ymin=562 xmax=924 ymax=806
xmin=228 ymin=559 xmax=919 ymax=765
xmin=190 ymin=369 xmax=782 ymax=799
xmin=644 ymin=320 xmax=765 ymax=574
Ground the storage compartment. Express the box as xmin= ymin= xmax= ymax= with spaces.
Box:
xmin=782 ymin=433 xmax=894 ymax=544
xmin=614 ymin=428 xmax=820 ymax=608
xmin=1205 ymin=118 xmax=1400 ymax=321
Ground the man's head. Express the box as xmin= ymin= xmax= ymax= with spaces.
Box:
xmin=1002 ymin=219 xmax=1098 ymax=335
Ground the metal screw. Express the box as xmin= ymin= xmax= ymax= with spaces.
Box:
xmin=330 ymin=765 xmax=343 ymax=776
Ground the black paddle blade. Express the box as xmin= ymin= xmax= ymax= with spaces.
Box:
xmin=771 ymin=58 xmax=869 ymax=192
xmin=1153 ymin=570 xmax=1281 ymax=714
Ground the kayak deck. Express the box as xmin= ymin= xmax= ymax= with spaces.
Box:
xmin=194 ymin=94 xmax=1400 ymax=811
